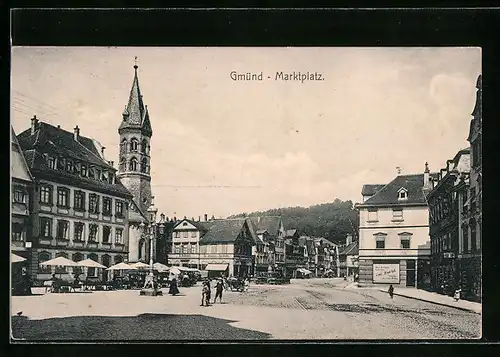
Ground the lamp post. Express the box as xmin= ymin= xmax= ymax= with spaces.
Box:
xmin=139 ymin=197 xmax=164 ymax=296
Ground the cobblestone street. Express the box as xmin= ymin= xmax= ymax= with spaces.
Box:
xmin=11 ymin=279 xmax=481 ymax=341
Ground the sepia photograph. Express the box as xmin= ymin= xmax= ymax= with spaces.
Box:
xmin=10 ymin=46 xmax=482 ymax=341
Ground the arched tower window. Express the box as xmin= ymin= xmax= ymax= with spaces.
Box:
xmin=141 ymin=158 xmax=148 ymax=173
xmin=129 ymin=157 xmax=138 ymax=171
xmin=130 ymin=138 xmax=138 ymax=152
xmin=120 ymin=139 xmax=128 ymax=154
xmin=141 ymin=139 xmax=148 ymax=154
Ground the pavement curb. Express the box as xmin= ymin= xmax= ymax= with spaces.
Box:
xmin=379 ymin=289 xmax=481 ymax=314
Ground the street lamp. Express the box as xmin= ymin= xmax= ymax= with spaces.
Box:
xmin=139 ymin=197 xmax=164 ymax=296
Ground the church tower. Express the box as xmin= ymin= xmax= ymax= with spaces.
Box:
xmin=117 ymin=62 xmax=153 ymax=215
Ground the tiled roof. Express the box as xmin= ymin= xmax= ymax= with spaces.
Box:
xmin=173 ymin=219 xmax=208 ymax=232
xmin=359 ymin=174 xmax=430 ymax=207
xmin=339 ymin=241 xmax=359 ymax=256
xmin=249 ymin=216 xmax=281 ymax=237
xmin=17 ymin=122 xmax=132 ymax=198
xmin=361 ymin=184 xmax=386 ymax=196
xmin=199 ymin=218 xmax=250 ymax=244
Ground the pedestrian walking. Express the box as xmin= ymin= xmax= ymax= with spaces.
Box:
xmin=201 ymin=282 xmax=209 ymax=306
xmin=206 ymin=279 xmax=212 ymax=305
xmin=214 ymin=279 xmax=224 ymax=303
xmin=168 ymin=277 xmax=180 ymax=296
xmin=388 ymin=284 xmax=394 ymax=299
xmin=454 ymin=288 xmax=461 ymax=302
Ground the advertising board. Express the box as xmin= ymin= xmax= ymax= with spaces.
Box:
xmin=373 ymin=263 xmax=400 ymax=283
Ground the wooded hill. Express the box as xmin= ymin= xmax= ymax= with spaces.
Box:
xmin=228 ymin=199 xmax=358 ymax=245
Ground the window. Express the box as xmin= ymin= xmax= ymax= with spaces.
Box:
xmin=102 ymin=254 xmax=111 ymax=268
xmin=182 ymin=244 xmax=188 ymax=254
xmin=191 ymin=244 xmax=196 ymax=254
xmin=191 ymin=231 xmax=197 ymax=238
xmin=103 ymin=197 xmax=112 ymax=216
xmin=47 ymin=156 xmax=55 ymax=169
xmin=141 ymin=158 xmax=148 ymax=173
xmin=129 ymin=158 xmax=138 ymax=171
xmin=102 ymin=170 xmax=109 ymax=182
xmin=13 ymin=187 xmax=26 ymax=203
xmin=174 ymin=244 xmax=181 ymax=254
xmin=89 ymin=194 xmax=100 ymax=214
xmin=81 ymin=164 xmax=87 ymax=177
xmin=130 ymin=138 xmax=138 ymax=152
xmin=115 ymin=229 xmax=123 ymax=244
xmin=57 ymin=187 xmax=70 ymax=207
xmin=392 ymin=209 xmax=403 ymax=221
xmin=375 ymin=234 xmax=386 ymax=249
xmin=73 ymin=162 xmax=80 ymax=175
xmin=462 ymin=225 xmax=469 ymax=252
xmin=108 ymin=172 xmax=115 ymax=184
xmin=398 ymin=188 xmax=408 ymax=200
xmin=56 ymin=220 xmax=69 ymax=240
xmin=115 ymin=201 xmax=124 ymax=218
xmin=38 ymin=252 xmax=52 ymax=273
xmin=40 ymin=217 xmax=52 ymax=237
xmin=470 ymin=221 xmax=477 ymax=252
xmin=74 ymin=222 xmax=84 ymax=241
xmin=74 ymin=190 xmax=86 ymax=211
xmin=114 ymin=255 xmax=124 ymax=264
xmin=400 ymin=235 xmax=411 ymax=249
xmin=221 ymin=244 xmax=227 ymax=253
xmin=87 ymin=254 xmax=98 ymax=276
xmin=12 ymin=223 xmax=24 ymax=241
xmin=95 ymin=168 xmax=102 ymax=181
xmin=183 ymin=231 xmax=188 ymax=238
xmin=174 ymin=231 xmax=180 ymax=238
xmin=120 ymin=139 xmax=128 ymax=154
xmin=88 ymin=166 xmax=95 ymax=179
xmin=57 ymin=157 xmax=65 ymax=171
xmin=103 ymin=226 xmax=111 ymax=243
xmin=40 ymin=185 xmax=53 ymax=204
xmin=368 ymin=209 xmax=378 ymax=222
xmin=89 ymin=224 xmax=98 ymax=242
xmin=65 ymin=159 xmax=73 ymax=173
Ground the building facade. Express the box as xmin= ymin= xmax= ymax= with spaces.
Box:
xmin=356 ymin=169 xmax=434 ymax=288
xmin=169 ymin=218 xmax=208 ymax=269
xmin=460 ymin=74 xmax=482 ymax=302
xmin=284 ymin=229 xmax=304 ymax=278
xmin=338 ymin=234 xmax=359 ymax=277
xmin=249 ymin=216 xmax=286 ymax=275
xmin=428 ymin=149 xmax=470 ymax=295
xmin=17 ymin=119 xmax=133 ymax=281
xmin=11 ymin=126 xmax=34 ymax=271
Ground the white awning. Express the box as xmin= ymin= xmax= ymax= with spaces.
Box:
xmin=205 ymin=264 xmax=229 ymax=271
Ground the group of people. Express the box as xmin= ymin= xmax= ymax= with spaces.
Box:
xmin=201 ymin=278 xmax=224 ymax=306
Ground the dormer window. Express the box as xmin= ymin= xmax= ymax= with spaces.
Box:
xmin=397 ymin=187 xmax=408 ymax=200
xmin=65 ymin=159 xmax=73 ymax=173
xmin=47 ymin=156 xmax=55 ymax=169
xmin=81 ymin=164 xmax=87 ymax=177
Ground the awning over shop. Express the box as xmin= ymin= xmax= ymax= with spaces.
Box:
xmin=297 ymin=268 xmax=312 ymax=275
xmin=205 ymin=264 xmax=229 ymax=271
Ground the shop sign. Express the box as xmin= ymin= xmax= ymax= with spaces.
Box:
xmin=373 ymin=263 xmax=400 ymax=283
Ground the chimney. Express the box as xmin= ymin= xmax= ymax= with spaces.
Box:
xmin=57 ymin=125 xmax=61 ymax=129
xmin=151 ymin=196 xmax=155 ymax=206
xmin=101 ymin=146 xmax=106 ymax=157
xmin=174 ymin=216 xmax=177 ymax=221
xmin=423 ymin=162 xmax=431 ymax=191
xmin=346 ymin=234 xmax=353 ymax=246
xmin=204 ymin=214 xmax=208 ymax=222
xmin=108 ymin=161 xmax=114 ymax=167
xmin=30 ymin=115 xmax=39 ymax=135
xmin=73 ymin=125 xmax=80 ymax=141
xmin=198 ymin=216 xmax=201 ymax=222
xmin=184 ymin=215 xmax=187 ymax=220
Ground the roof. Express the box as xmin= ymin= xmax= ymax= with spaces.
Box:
xmin=199 ymin=218 xmax=255 ymax=244
xmin=361 ymin=184 xmax=385 ymax=196
xmin=339 ymin=241 xmax=359 ymax=256
xmin=11 ymin=126 xmax=33 ymax=182
xmin=17 ymin=122 xmax=132 ymax=198
xmin=119 ymin=65 xmax=152 ymax=137
xmin=249 ymin=216 xmax=282 ymax=237
xmin=173 ymin=218 xmax=208 ymax=232
xmin=359 ymin=174 xmax=435 ymax=207
xmin=314 ymin=237 xmax=336 ymax=246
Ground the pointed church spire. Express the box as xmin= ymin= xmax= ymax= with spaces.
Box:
xmin=119 ymin=59 xmax=146 ymax=132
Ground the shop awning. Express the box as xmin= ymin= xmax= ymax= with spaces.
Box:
xmin=297 ymin=268 xmax=312 ymax=275
xmin=205 ymin=264 xmax=229 ymax=271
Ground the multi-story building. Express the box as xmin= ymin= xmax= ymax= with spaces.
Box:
xmin=11 ymin=126 xmax=34 ymax=269
xmin=199 ymin=218 xmax=256 ymax=277
xmin=338 ymin=234 xmax=359 ymax=277
xmin=117 ymin=63 xmax=154 ymax=264
xmin=313 ymin=237 xmax=336 ymax=276
xmin=284 ymin=229 xmax=304 ymax=278
xmin=356 ymin=167 xmax=436 ymax=288
xmin=249 ymin=216 xmax=286 ymax=275
xmin=154 ymin=213 xmax=176 ymax=265
xmin=251 ymin=222 xmax=273 ymax=276
xmin=427 ymin=149 xmax=470 ymax=294
xmin=169 ymin=217 xmax=208 ymax=269
xmin=460 ymin=74 xmax=482 ymax=302
xmin=17 ymin=118 xmax=133 ymax=281
xmin=298 ymin=236 xmax=316 ymax=274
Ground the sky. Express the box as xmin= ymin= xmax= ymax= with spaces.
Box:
xmin=11 ymin=47 xmax=481 ymax=219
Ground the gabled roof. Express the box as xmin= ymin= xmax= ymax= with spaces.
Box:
xmin=314 ymin=237 xmax=336 ymax=247
xmin=285 ymin=229 xmax=298 ymax=237
xmin=11 ymin=126 xmax=33 ymax=182
xmin=199 ymin=218 xmax=255 ymax=244
xmin=339 ymin=241 xmax=359 ymax=256
xmin=173 ymin=218 xmax=208 ymax=232
xmin=249 ymin=216 xmax=282 ymax=237
xmin=359 ymin=174 xmax=433 ymax=207
xmin=17 ymin=122 xmax=132 ymax=198
xmin=119 ymin=65 xmax=152 ymax=137
xmin=361 ymin=184 xmax=386 ymax=196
